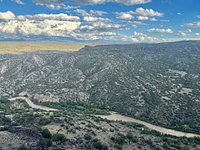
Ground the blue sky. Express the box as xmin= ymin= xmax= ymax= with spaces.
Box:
xmin=0 ymin=0 xmax=200 ymax=43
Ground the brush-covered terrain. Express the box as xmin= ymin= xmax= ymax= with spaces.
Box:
xmin=0 ymin=97 xmax=200 ymax=150
xmin=0 ymin=41 xmax=200 ymax=149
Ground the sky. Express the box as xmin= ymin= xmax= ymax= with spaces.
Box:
xmin=0 ymin=0 xmax=200 ymax=43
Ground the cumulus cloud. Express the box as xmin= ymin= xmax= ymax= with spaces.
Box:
xmin=0 ymin=11 xmax=81 ymax=37
xmin=33 ymin=0 xmax=78 ymax=10
xmin=22 ymin=13 xmax=80 ymax=21
xmin=132 ymin=31 xmax=162 ymax=43
xmin=116 ymin=8 xmax=163 ymax=22
xmin=80 ymin=22 xmax=122 ymax=32
xmin=0 ymin=11 xmax=15 ymax=21
xmin=75 ymin=9 xmax=111 ymax=25
xmin=83 ymin=16 xmax=110 ymax=22
xmin=137 ymin=16 xmax=149 ymax=20
xmin=177 ymin=29 xmax=192 ymax=36
xmin=75 ymin=9 xmax=107 ymax=17
xmin=147 ymin=28 xmax=173 ymax=33
xmin=71 ymin=0 xmax=151 ymax=5
xmin=116 ymin=12 xmax=133 ymax=20
xmin=135 ymin=7 xmax=163 ymax=17
xmin=33 ymin=0 xmax=151 ymax=6
xmin=0 ymin=11 xmax=122 ymax=42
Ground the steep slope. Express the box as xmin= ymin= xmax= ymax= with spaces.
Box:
xmin=0 ymin=41 xmax=200 ymax=133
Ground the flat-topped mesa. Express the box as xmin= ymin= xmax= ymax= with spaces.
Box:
xmin=0 ymin=42 xmax=86 ymax=54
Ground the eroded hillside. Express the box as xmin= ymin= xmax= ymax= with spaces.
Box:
xmin=0 ymin=41 xmax=200 ymax=133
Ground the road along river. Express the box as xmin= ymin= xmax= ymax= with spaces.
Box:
xmin=9 ymin=97 xmax=58 ymax=111
xmin=96 ymin=113 xmax=200 ymax=138
xmin=8 ymin=97 xmax=200 ymax=138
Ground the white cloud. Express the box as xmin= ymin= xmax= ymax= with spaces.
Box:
xmin=80 ymin=22 xmax=122 ymax=32
xmin=132 ymin=31 xmax=162 ymax=43
xmin=12 ymin=0 xmax=24 ymax=4
xmin=184 ymin=22 xmax=200 ymax=28
xmin=132 ymin=8 xmax=163 ymax=21
xmin=178 ymin=32 xmax=187 ymax=36
xmin=83 ymin=16 xmax=110 ymax=22
xmin=89 ymin=10 xmax=107 ymax=16
xmin=33 ymin=0 xmax=78 ymax=10
xmin=75 ymin=9 xmax=107 ymax=18
xmin=135 ymin=7 xmax=163 ymax=17
xmin=0 ymin=11 xmax=121 ymax=42
xmin=195 ymin=33 xmax=200 ymax=36
xmin=127 ymin=21 xmax=144 ymax=27
xmin=137 ymin=16 xmax=149 ymax=20
xmin=177 ymin=29 xmax=192 ymax=36
xmin=22 ymin=13 xmax=80 ymax=21
xmin=147 ymin=28 xmax=173 ymax=33
xmin=71 ymin=0 xmax=151 ymax=5
xmin=116 ymin=12 xmax=133 ymax=20
xmin=0 ymin=11 xmax=15 ymax=21
xmin=0 ymin=11 xmax=81 ymax=37
xmin=33 ymin=0 xmax=64 ymax=5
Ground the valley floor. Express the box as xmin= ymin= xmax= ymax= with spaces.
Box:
xmin=9 ymin=97 xmax=200 ymax=138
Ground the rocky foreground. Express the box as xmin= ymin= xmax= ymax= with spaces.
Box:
xmin=1 ymin=97 xmax=200 ymax=150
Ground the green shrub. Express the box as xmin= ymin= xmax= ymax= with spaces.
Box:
xmin=114 ymin=144 xmax=122 ymax=150
xmin=41 ymin=128 xmax=52 ymax=139
xmin=126 ymin=131 xmax=133 ymax=140
xmin=92 ymin=139 xmax=108 ymax=150
xmin=111 ymin=134 xmax=125 ymax=145
xmin=84 ymin=133 xmax=92 ymax=140
xmin=39 ymin=138 xmax=52 ymax=147
xmin=39 ymin=118 xmax=51 ymax=126
xmin=52 ymin=133 xmax=66 ymax=142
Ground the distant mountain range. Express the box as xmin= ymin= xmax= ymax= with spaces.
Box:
xmin=0 ymin=40 xmax=200 ymax=133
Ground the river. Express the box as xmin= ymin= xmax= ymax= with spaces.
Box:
xmin=9 ymin=97 xmax=58 ymax=111
xmin=8 ymin=97 xmax=200 ymax=138
xmin=96 ymin=113 xmax=200 ymax=138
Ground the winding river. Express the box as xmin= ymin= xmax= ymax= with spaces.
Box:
xmin=97 ymin=113 xmax=200 ymax=138
xmin=8 ymin=97 xmax=200 ymax=138
xmin=9 ymin=97 xmax=58 ymax=111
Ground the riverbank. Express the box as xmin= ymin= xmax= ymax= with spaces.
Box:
xmin=96 ymin=113 xmax=200 ymax=138
xmin=8 ymin=97 xmax=200 ymax=138
xmin=9 ymin=97 xmax=58 ymax=111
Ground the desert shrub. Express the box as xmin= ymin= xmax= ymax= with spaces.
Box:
xmin=52 ymin=133 xmax=66 ymax=142
xmin=126 ymin=131 xmax=133 ymax=140
xmin=111 ymin=133 xmax=125 ymax=145
xmin=114 ymin=144 xmax=122 ymax=150
xmin=39 ymin=118 xmax=51 ymax=126
xmin=84 ymin=133 xmax=92 ymax=140
xmin=41 ymin=128 xmax=52 ymax=139
xmin=38 ymin=138 xmax=52 ymax=147
xmin=92 ymin=139 xmax=108 ymax=150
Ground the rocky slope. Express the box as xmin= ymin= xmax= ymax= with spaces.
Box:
xmin=0 ymin=41 xmax=200 ymax=133
xmin=1 ymin=98 xmax=200 ymax=150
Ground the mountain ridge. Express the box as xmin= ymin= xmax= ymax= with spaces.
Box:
xmin=0 ymin=40 xmax=200 ymax=134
